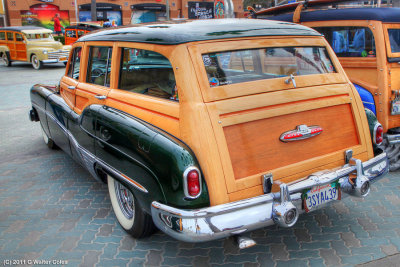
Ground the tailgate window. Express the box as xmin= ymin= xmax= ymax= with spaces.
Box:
xmin=203 ymin=47 xmax=335 ymax=87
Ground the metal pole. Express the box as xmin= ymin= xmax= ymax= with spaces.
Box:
xmin=166 ymin=0 xmax=170 ymax=20
xmin=2 ymin=0 xmax=7 ymax=26
xmin=74 ymin=0 xmax=79 ymax=23
xmin=91 ymin=0 xmax=97 ymax=21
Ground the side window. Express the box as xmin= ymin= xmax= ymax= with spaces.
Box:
xmin=0 ymin=32 xmax=5 ymax=40
xmin=66 ymin=30 xmax=76 ymax=38
xmin=77 ymin=30 xmax=85 ymax=37
xmin=67 ymin=47 xmax=82 ymax=80
xmin=87 ymin=46 xmax=112 ymax=87
xmin=314 ymin=26 xmax=376 ymax=57
xmin=15 ymin=33 xmax=23 ymax=42
xmin=6 ymin=32 xmax=14 ymax=41
xmin=119 ymin=48 xmax=178 ymax=101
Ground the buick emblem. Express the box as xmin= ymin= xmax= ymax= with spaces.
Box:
xmin=280 ymin=125 xmax=323 ymax=142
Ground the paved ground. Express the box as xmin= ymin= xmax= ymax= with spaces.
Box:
xmin=0 ymin=62 xmax=400 ymax=267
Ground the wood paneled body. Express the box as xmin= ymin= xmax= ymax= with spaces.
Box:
xmin=62 ymin=35 xmax=373 ymax=205
xmin=224 ymin=103 xmax=359 ymax=180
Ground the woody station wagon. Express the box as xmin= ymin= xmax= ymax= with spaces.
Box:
xmin=29 ymin=19 xmax=389 ymax=247
xmin=0 ymin=26 xmax=71 ymax=69
xmin=255 ymin=1 xmax=400 ymax=171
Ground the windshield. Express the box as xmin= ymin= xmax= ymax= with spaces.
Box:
xmin=25 ymin=33 xmax=54 ymax=41
xmin=203 ymin=47 xmax=336 ymax=87
xmin=388 ymin=29 xmax=400 ymax=53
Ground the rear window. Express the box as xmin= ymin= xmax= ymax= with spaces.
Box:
xmin=203 ymin=47 xmax=335 ymax=87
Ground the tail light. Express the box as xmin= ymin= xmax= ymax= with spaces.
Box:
xmin=183 ymin=167 xmax=201 ymax=198
xmin=374 ymin=123 xmax=383 ymax=145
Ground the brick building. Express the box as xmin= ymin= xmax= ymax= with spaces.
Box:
xmin=3 ymin=0 xmax=245 ymax=29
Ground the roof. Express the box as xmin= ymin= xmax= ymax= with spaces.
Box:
xmin=257 ymin=7 xmax=400 ymax=23
xmin=77 ymin=19 xmax=321 ymax=45
xmin=65 ymin=24 xmax=102 ymax=31
xmin=0 ymin=26 xmax=49 ymax=32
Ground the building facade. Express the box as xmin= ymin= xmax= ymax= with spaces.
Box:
xmin=4 ymin=0 xmax=245 ymax=29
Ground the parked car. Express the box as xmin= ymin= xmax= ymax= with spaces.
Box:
xmin=64 ymin=23 xmax=102 ymax=45
xmin=0 ymin=26 xmax=71 ymax=69
xmin=254 ymin=1 xmax=400 ymax=170
xmin=29 ymin=19 xmax=388 ymax=247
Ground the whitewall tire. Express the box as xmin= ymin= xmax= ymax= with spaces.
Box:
xmin=107 ymin=175 xmax=156 ymax=238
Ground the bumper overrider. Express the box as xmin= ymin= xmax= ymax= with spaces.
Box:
xmin=151 ymin=152 xmax=388 ymax=243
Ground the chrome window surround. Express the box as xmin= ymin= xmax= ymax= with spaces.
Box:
xmin=182 ymin=166 xmax=202 ymax=199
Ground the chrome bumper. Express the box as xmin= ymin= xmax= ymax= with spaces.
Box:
xmin=42 ymin=59 xmax=67 ymax=63
xmin=151 ymin=152 xmax=388 ymax=243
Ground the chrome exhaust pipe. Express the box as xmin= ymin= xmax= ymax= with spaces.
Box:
xmin=234 ymin=235 xmax=257 ymax=249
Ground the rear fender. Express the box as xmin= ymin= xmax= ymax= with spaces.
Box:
xmin=354 ymin=84 xmax=376 ymax=115
xmin=93 ymin=105 xmax=210 ymax=212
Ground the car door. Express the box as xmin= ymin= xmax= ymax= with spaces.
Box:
xmin=14 ymin=33 xmax=27 ymax=61
xmin=6 ymin=31 xmax=16 ymax=60
xmin=60 ymin=45 xmax=82 ymax=109
xmin=74 ymin=43 xmax=113 ymax=114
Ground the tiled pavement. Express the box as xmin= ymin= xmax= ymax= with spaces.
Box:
xmin=1 ymin=63 xmax=400 ymax=267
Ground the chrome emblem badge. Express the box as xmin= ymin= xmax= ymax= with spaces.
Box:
xmin=280 ymin=125 xmax=323 ymax=142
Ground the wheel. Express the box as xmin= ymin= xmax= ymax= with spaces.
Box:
xmin=31 ymin=54 xmax=42 ymax=70
xmin=107 ymin=175 xmax=156 ymax=238
xmin=63 ymin=62 xmax=67 ymax=66
xmin=1 ymin=53 xmax=11 ymax=67
xmin=41 ymin=126 xmax=57 ymax=149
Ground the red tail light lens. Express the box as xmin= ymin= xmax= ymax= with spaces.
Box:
xmin=184 ymin=168 xmax=201 ymax=198
xmin=375 ymin=125 xmax=383 ymax=145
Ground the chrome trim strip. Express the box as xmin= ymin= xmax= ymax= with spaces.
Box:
xmin=151 ymin=152 xmax=388 ymax=243
xmin=32 ymin=102 xmax=149 ymax=193
xmin=362 ymin=101 xmax=375 ymax=105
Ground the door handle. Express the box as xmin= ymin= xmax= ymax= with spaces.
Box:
xmin=95 ymin=95 xmax=107 ymax=100
xmin=67 ymin=86 xmax=76 ymax=90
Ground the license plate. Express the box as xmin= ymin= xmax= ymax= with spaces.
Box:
xmin=391 ymin=100 xmax=400 ymax=115
xmin=59 ymin=57 xmax=67 ymax=61
xmin=302 ymin=182 xmax=340 ymax=212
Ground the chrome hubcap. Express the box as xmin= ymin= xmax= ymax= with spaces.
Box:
xmin=2 ymin=54 xmax=7 ymax=65
xmin=115 ymin=181 xmax=135 ymax=220
xmin=32 ymin=56 xmax=39 ymax=68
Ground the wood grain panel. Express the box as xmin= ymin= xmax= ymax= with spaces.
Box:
xmin=223 ymin=104 xmax=359 ymax=180
xmin=227 ymin=151 xmax=369 ymax=202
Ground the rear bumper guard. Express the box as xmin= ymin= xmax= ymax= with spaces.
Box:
xmin=151 ymin=152 xmax=388 ymax=243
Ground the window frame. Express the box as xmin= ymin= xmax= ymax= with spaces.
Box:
xmin=15 ymin=33 xmax=24 ymax=42
xmin=383 ymin=23 xmax=400 ymax=60
xmin=117 ymin=47 xmax=177 ymax=102
xmin=313 ymin=26 xmax=376 ymax=58
xmin=6 ymin=31 xmax=14 ymax=41
xmin=67 ymin=46 xmax=83 ymax=81
xmin=188 ymin=37 xmax=347 ymax=102
xmin=86 ymin=45 xmax=113 ymax=87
